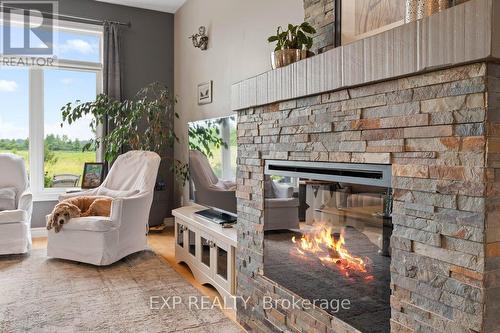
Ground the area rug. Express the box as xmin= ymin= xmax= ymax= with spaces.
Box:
xmin=0 ymin=250 xmax=243 ymax=333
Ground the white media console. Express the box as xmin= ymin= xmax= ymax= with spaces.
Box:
xmin=172 ymin=205 xmax=237 ymax=308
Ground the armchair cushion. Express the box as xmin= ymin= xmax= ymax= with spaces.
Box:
xmin=265 ymin=197 xmax=300 ymax=208
xmin=0 ymin=187 xmax=17 ymax=211
xmin=46 ymin=215 xmax=114 ymax=232
xmin=18 ymin=190 xmax=32 ymax=214
xmin=215 ymin=180 xmax=237 ymax=191
xmin=0 ymin=210 xmax=27 ymax=224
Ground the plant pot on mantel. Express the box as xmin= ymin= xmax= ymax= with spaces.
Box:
xmin=271 ymin=49 xmax=312 ymax=70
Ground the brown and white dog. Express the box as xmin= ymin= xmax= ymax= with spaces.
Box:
xmin=47 ymin=196 xmax=113 ymax=233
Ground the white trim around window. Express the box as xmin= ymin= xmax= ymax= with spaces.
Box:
xmin=28 ymin=65 xmax=103 ymax=202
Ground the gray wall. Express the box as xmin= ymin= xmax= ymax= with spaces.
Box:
xmin=60 ymin=0 xmax=174 ymax=99
xmin=32 ymin=0 xmax=174 ymax=228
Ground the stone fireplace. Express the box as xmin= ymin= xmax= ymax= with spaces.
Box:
xmin=232 ymin=0 xmax=500 ymax=332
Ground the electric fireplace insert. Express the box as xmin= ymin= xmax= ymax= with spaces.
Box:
xmin=263 ymin=161 xmax=393 ymax=333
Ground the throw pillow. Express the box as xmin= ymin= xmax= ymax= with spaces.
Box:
xmin=0 ymin=187 xmax=17 ymax=211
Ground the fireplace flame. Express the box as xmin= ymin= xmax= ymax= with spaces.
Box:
xmin=292 ymin=227 xmax=372 ymax=279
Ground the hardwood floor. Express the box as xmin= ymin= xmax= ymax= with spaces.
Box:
xmin=32 ymin=225 xmax=238 ymax=324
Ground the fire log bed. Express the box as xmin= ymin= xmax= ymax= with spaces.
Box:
xmin=264 ymin=226 xmax=391 ymax=333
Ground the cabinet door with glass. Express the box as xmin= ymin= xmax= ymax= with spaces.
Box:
xmin=199 ymin=235 xmax=212 ymax=270
xmin=187 ymin=228 xmax=197 ymax=258
xmin=175 ymin=221 xmax=188 ymax=253
xmin=212 ymin=240 xmax=234 ymax=293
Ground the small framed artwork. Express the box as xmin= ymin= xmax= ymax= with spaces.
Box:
xmin=82 ymin=162 xmax=105 ymax=189
xmin=198 ymin=81 xmax=213 ymax=105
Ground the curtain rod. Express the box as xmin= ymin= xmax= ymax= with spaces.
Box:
xmin=1 ymin=6 xmax=131 ymax=27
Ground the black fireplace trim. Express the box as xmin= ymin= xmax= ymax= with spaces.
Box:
xmin=334 ymin=0 xmax=341 ymax=48
xmin=268 ymin=164 xmax=382 ymax=179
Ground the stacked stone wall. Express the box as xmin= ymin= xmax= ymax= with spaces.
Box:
xmin=235 ymin=63 xmax=497 ymax=332
xmin=304 ymin=0 xmax=335 ymax=54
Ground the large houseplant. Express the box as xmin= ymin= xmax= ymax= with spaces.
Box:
xmin=61 ymin=83 xmax=188 ymax=226
xmin=268 ymin=22 xmax=316 ymax=69
xmin=61 ymin=82 xmax=188 ymax=183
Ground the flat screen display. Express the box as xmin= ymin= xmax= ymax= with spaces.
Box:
xmin=188 ymin=116 xmax=237 ymax=214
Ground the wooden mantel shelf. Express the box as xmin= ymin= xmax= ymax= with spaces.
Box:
xmin=231 ymin=0 xmax=499 ymax=111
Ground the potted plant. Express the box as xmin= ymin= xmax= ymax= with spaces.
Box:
xmin=268 ymin=22 xmax=316 ymax=69
xmin=60 ymin=82 xmax=188 ymax=226
xmin=61 ymin=82 xmax=188 ymax=177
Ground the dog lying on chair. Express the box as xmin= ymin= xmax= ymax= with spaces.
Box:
xmin=47 ymin=196 xmax=112 ymax=233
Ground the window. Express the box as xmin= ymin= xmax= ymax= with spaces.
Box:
xmin=55 ymin=30 xmax=101 ymax=63
xmin=0 ymin=67 xmax=29 ymax=171
xmin=0 ymin=19 xmax=103 ymax=200
xmin=206 ymin=116 xmax=237 ymax=180
xmin=188 ymin=116 xmax=237 ymax=181
xmin=43 ymin=69 xmax=98 ymax=189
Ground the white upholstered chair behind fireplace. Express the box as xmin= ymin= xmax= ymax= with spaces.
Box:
xmin=47 ymin=151 xmax=161 ymax=266
xmin=264 ymin=176 xmax=300 ymax=231
xmin=0 ymin=154 xmax=32 ymax=255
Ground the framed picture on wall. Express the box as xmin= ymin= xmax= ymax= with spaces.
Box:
xmin=81 ymin=162 xmax=105 ymax=189
xmin=198 ymin=81 xmax=213 ymax=105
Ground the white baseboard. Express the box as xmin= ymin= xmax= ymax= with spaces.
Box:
xmin=31 ymin=227 xmax=48 ymax=238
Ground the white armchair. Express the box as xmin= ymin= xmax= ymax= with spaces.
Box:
xmin=189 ymin=150 xmax=237 ymax=213
xmin=0 ymin=154 xmax=32 ymax=255
xmin=47 ymin=151 xmax=161 ymax=266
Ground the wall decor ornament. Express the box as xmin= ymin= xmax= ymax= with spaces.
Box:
xmin=189 ymin=26 xmax=209 ymax=51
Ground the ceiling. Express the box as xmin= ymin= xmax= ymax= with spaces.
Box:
xmin=96 ymin=0 xmax=187 ymax=13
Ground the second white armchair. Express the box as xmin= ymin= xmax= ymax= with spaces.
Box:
xmin=0 ymin=153 xmax=32 ymax=255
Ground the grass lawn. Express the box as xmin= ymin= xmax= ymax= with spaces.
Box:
xmin=1 ymin=150 xmax=96 ymax=187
